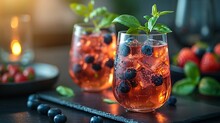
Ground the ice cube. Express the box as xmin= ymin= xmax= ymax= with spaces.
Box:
xmin=137 ymin=67 xmax=153 ymax=88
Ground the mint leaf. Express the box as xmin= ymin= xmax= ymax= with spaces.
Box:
xmin=112 ymin=15 xmax=141 ymax=28
xmin=56 ymin=85 xmax=74 ymax=97
xmin=199 ymin=77 xmax=220 ymax=96
xmin=159 ymin=11 xmax=173 ymax=16
xmin=103 ymin=98 xmax=118 ymax=104
xmin=153 ymin=23 xmax=172 ymax=34
xmin=152 ymin=4 xmax=158 ymax=16
xmin=184 ymin=62 xmax=200 ymax=84
xmin=98 ymin=14 xmax=117 ymax=28
xmin=70 ymin=3 xmax=88 ymax=17
xmin=89 ymin=7 xmax=107 ymax=19
xmin=143 ymin=15 xmax=151 ymax=20
xmin=172 ymin=78 xmax=197 ymax=95
xmin=148 ymin=16 xmax=158 ymax=31
xmin=88 ymin=0 xmax=94 ymax=12
xmin=127 ymin=27 xmax=139 ymax=34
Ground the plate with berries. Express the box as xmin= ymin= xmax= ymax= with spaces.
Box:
xmin=171 ymin=42 xmax=220 ymax=83
xmin=0 ymin=63 xmax=59 ymax=96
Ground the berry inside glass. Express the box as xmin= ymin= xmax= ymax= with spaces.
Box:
xmin=69 ymin=24 xmax=116 ymax=92
xmin=113 ymin=31 xmax=171 ymax=112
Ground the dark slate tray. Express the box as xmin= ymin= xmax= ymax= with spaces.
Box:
xmin=37 ymin=90 xmax=220 ymax=123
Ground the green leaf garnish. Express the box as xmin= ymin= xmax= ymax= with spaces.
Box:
xmin=70 ymin=0 xmax=117 ymax=32
xmin=112 ymin=4 xmax=173 ymax=34
xmin=103 ymin=98 xmax=118 ymax=104
xmin=184 ymin=62 xmax=200 ymax=84
xmin=199 ymin=77 xmax=220 ymax=96
xmin=172 ymin=78 xmax=197 ymax=95
xmin=56 ymin=85 xmax=74 ymax=97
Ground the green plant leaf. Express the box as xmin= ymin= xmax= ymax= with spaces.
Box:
xmin=184 ymin=62 xmax=200 ymax=83
xmin=70 ymin=3 xmax=88 ymax=17
xmin=56 ymin=85 xmax=74 ymax=97
xmin=88 ymin=0 xmax=94 ymax=12
xmin=172 ymin=78 xmax=197 ymax=95
xmin=152 ymin=4 xmax=158 ymax=16
xmin=199 ymin=77 xmax=220 ymax=96
xmin=103 ymin=98 xmax=118 ymax=104
xmin=98 ymin=14 xmax=117 ymax=28
xmin=153 ymin=23 xmax=172 ymax=34
xmin=112 ymin=15 xmax=141 ymax=28
xmin=159 ymin=11 xmax=173 ymax=16
xmin=148 ymin=16 xmax=158 ymax=31
xmin=89 ymin=7 xmax=107 ymax=19
xmin=143 ymin=15 xmax=151 ymax=20
xmin=127 ymin=27 xmax=139 ymax=34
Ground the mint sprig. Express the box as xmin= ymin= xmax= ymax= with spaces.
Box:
xmin=112 ymin=4 xmax=173 ymax=34
xmin=70 ymin=0 xmax=117 ymax=31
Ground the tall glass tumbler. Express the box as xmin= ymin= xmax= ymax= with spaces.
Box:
xmin=113 ymin=31 xmax=171 ymax=112
xmin=69 ymin=24 xmax=116 ymax=92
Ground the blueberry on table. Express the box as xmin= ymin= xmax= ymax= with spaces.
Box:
xmin=118 ymin=81 xmax=131 ymax=93
xmin=28 ymin=94 xmax=39 ymax=101
xmin=125 ymin=68 xmax=137 ymax=80
xmin=119 ymin=44 xmax=130 ymax=57
xmin=37 ymin=104 xmax=51 ymax=115
xmin=105 ymin=58 xmax=114 ymax=68
xmin=103 ymin=34 xmax=113 ymax=45
xmin=92 ymin=63 xmax=102 ymax=71
xmin=48 ymin=108 xmax=62 ymax=120
xmin=90 ymin=116 xmax=103 ymax=123
xmin=141 ymin=45 xmax=153 ymax=56
xmin=85 ymin=55 xmax=95 ymax=64
xmin=27 ymin=100 xmax=41 ymax=110
xmin=54 ymin=114 xmax=67 ymax=123
xmin=151 ymin=74 xmax=163 ymax=86
xmin=73 ymin=64 xmax=82 ymax=73
xmin=167 ymin=96 xmax=177 ymax=106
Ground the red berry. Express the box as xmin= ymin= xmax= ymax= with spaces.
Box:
xmin=1 ymin=73 xmax=14 ymax=83
xmin=7 ymin=64 xmax=21 ymax=76
xmin=200 ymin=53 xmax=220 ymax=73
xmin=15 ymin=73 xmax=28 ymax=83
xmin=177 ymin=48 xmax=200 ymax=67
xmin=23 ymin=67 xmax=35 ymax=80
xmin=214 ymin=43 xmax=220 ymax=56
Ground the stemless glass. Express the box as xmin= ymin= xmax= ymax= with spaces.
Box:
xmin=113 ymin=31 xmax=171 ymax=112
xmin=69 ymin=24 xmax=116 ymax=92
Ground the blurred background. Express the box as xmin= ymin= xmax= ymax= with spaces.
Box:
xmin=0 ymin=0 xmax=219 ymax=48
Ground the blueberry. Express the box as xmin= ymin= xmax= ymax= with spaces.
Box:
xmin=167 ymin=96 xmax=177 ymax=106
xmin=48 ymin=108 xmax=62 ymax=120
xmin=90 ymin=116 xmax=103 ymax=123
xmin=92 ymin=63 xmax=102 ymax=71
xmin=129 ymin=80 xmax=138 ymax=88
xmin=28 ymin=94 xmax=39 ymax=101
xmin=195 ymin=48 xmax=206 ymax=59
xmin=85 ymin=55 xmax=95 ymax=64
xmin=119 ymin=44 xmax=130 ymax=56
xmin=125 ymin=68 xmax=137 ymax=80
xmin=103 ymin=34 xmax=113 ymax=45
xmin=141 ymin=45 xmax=153 ymax=56
xmin=118 ymin=81 xmax=131 ymax=93
xmin=73 ymin=64 xmax=82 ymax=73
xmin=37 ymin=104 xmax=51 ymax=115
xmin=54 ymin=114 xmax=67 ymax=123
xmin=206 ymin=46 xmax=214 ymax=53
xmin=151 ymin=74 xmax=163 ymax=86
xmin=105 ymin=58 xmax=114 ymax=68
xmin=27 ymin=100 xmax=41 ymax=110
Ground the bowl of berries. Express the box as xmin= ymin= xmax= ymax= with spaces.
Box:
xmin=171 ymin=42 xmax=220 ymax=83
xmin=0 ymin=63 xmax=59 ymax=96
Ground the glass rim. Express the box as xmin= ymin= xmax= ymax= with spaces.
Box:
xmin=73 ymin=23 xmax=115 ymax=29
xmin=118 ymin=31 xmax=167 ymax=37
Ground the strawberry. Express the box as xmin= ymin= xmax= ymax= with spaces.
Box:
xmin=200 ymin=53 xmax=220 ymax=73
xmin=177 ymin=48 xmax=200 ymax=67
xmin=214 ymin=43 xmax=220 ymax=56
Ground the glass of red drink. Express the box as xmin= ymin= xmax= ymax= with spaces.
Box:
xmin=113 ymin=31 xmax=171 ymax=112
xmin=69 ymin=23 xmax=116 ymax=92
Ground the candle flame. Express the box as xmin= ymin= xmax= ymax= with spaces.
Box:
xmin=11 ymin=16 xmax=19 ymax=29
xmin=11 ymin=40 xmax=22 ymax=55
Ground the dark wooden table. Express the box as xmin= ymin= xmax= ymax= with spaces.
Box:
xmin=0 ymin=40 xmax=220 ymax=123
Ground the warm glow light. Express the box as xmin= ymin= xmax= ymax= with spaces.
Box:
xmin=11 ymin=16 xmax=19 ymax=29
xmin=155 ymin=112 xmax=168 ymax=123
xmin=11 ymin=40 xmax=22 ymax=55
